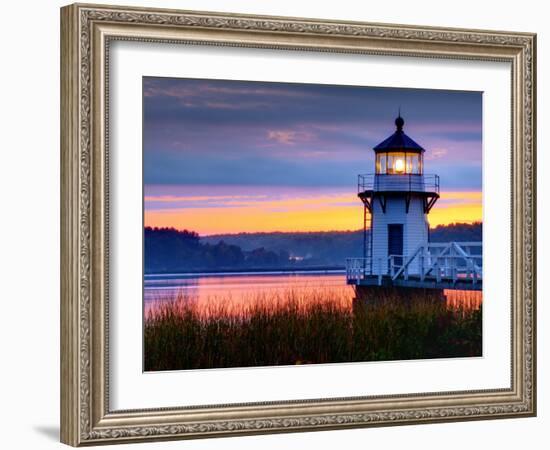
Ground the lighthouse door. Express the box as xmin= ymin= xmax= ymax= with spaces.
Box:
xmin=387 ymin=224 xmax=404 ymax=266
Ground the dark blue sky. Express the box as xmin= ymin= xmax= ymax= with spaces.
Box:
xmin=143 ymin=77 xmax=482 ymax=191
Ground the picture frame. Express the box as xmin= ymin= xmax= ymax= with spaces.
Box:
xmin=60 ymin=2 xmax=536 ymax=446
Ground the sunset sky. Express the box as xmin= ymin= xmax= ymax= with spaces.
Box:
xmin=143 ymin=77 xmax=482 ymax=235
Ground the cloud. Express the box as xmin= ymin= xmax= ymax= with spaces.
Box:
xmin=145 ymin=186 xmax=358 ymax=212
xmin=266 ymin=129 xmax=315 ymax=145
xmin=425 ymin=148 xmax=448 ymax=160
xmin=144 ymin=194 xmax=268 ymax=203
xmin=144 ymin=79 xmax=315 ymax=100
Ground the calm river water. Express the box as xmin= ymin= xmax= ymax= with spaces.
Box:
xmin=144 ymin=271 xmax=482 ymax=316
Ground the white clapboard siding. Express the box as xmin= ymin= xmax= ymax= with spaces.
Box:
xmin=371 ymin=195 xmax=429 ymax=275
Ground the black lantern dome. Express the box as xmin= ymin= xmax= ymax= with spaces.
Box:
xmin=373 ymin=114 xmax=424 ymax=153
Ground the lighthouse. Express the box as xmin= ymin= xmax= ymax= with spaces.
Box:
xmin=358 ymin=114 xmax=439 ymax=277
xmin=346 ymin=114 xmax=482 ymax=292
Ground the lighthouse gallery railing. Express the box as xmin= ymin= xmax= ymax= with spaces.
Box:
xmin=357 ymin=173 xmax=440 ymax=194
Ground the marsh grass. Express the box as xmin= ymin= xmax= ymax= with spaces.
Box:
xmin=144 ymin=289 xmax=482 ymax=371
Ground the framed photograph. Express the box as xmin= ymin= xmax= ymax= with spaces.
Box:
xmin=60 ymin=3 xmax=536 ymax=446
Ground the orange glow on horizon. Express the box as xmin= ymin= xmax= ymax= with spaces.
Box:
xmin=427 ymin=191 xmax=482 ymax=228
xmin=145 ymin=205 xmax=362 ymax=235
xmin=144 ymin=190 xmax=482 ymax=235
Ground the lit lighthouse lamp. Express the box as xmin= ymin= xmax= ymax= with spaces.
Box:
xmin=394 ymin=157 xmax=405 ymax=173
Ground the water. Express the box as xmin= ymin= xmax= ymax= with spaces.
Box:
xmin=144 ymin=271 xmax=482 ymax=316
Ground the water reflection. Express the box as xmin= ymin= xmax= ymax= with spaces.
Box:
xmin=144 ymin=272 xmax=482 ymax=318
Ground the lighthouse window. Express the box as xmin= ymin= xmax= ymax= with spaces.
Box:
xmin=413 ymin=154 xmax=423 ymax=174
xmin=376 ymin=154 xmax=387 ymax=174
xmin=411 ymin=154 xmax=420 ymax=174
xmin=406 ymin=154 xmax=413 ymax=173
xmin=387 ymin=154 xmax=394 ymax=173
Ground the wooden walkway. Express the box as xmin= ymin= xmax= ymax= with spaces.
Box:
xmin=346 ymin=242 xmax=482 ymax=291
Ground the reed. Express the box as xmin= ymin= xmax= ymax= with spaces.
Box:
xmin=144 ymin=289 xmax=482 ymax=371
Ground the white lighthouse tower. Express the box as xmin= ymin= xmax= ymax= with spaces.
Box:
xmin=347 ymin=114 xmax=482 ymax=293
xmin=358 ymin=114 xmax=440 ymax=276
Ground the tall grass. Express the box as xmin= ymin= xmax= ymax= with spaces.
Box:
xmin=144 ymin=289 xmax=482 ymax=371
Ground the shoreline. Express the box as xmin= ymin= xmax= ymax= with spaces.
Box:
xmin=144 ymin=267 xmax=347 ymax=278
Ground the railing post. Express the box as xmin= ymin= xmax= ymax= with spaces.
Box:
xmin=435 ymin=260 xmax=441 ymax=283
xmin=420 ymin=252 xmax=425 ymax=281
xmin=377 ymin=258 xmax=382 ymax=285
xmin=453 ymin=259 xmax=458 ymax=283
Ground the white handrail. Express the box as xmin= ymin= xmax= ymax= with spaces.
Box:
xmin=346 ymin=241 xmax=482 ymax=287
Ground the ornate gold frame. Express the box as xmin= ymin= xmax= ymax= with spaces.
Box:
xmin=60 ymin=3 xmax=536 ymax=446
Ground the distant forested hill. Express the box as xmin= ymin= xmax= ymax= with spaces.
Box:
xmin=144 ymin=227 xmax=288 ymax=273
xmin=204 ymin=230 xmax=362 ymax=265
xmin=145 ymin=223 xmax=481 ymax=274
xmin=429 ymin=222 xmax=482 ymax=242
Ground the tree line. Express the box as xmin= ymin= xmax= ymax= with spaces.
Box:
xmin=145 ymin=222 xmax=482 ymax=273
xmin=144 ymin=227 xmax=289 ymax=273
